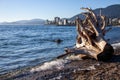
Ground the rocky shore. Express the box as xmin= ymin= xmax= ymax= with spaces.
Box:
xmin=0 ymin=44 xmax=120 ymax=80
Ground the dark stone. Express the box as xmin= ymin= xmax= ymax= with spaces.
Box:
xmin=53 ymin=39 xmax=63 ymax=44
xmin=97 ymin=43 xmax=114 ymax=61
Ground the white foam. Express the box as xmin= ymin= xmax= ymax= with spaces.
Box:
xmin=30 ymin=54 xmax=83 ymax=73
xmin=112 ymin=43 xmax=120 ymax=47
xmin=112 ymin=42 xmax=120 ymax=49
xmin=30 ymin=59 xmax=68 ymax=72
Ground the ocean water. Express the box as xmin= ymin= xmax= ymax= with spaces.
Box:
xmin=0 ymin=25 xmax=120 ymax=74
xmin=0 ymin=25 xmax=76 ymax=74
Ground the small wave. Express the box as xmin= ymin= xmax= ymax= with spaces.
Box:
xmin=112 ymin=42 xmax=120 ymax=49
xmin=30 ymin=59 xmax=68 ymax=72
xmin=16 ymin=34 xmax=38 ymax=38
xmin=0 ymin=38 xmax=8 ymax=41
xmin=30 ymin=55 xmax=82 ymax=73
xmin=0 ymin=41 xmax=24 ymax=47
xmin=112 ymin=42 xmax=120 ymax=54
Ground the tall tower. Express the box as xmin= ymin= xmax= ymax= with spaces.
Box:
xmin=100 ymin=8 xmax=102 ymax=16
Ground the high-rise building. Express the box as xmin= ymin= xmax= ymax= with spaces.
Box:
xmin=54 ymin=17 xmax=60 ymax=24
xmin=63 ymin=19 xmax=68 ymax=25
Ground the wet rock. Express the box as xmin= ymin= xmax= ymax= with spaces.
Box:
xmin=53 ymin=39 xmax=63 ymax=44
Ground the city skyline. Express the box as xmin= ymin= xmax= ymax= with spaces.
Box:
xmin=0 ymin=0 xmax=119 ymax=22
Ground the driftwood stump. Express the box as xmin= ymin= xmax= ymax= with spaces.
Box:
xmin=58 ymin=8 xmax=114 ymax=61
xmin=75 ymin=8 xmax=114 ymax=61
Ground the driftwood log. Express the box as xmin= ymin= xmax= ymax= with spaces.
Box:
xmin=58 ymin=8 xmax=114 ymax=61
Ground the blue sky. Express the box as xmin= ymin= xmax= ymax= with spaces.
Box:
xmin=0 ymin=0 xmax=119 ymax=22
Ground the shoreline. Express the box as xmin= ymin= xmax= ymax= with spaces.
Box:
xmin=0 ymin=44 xmax=120 ymax=80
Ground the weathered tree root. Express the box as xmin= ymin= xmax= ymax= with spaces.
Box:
xmin=58 ymin=8 xmax=114 ymax=61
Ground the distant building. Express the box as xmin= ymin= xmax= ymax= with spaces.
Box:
xmin=63 ymin=19 xmax=68 ymax=25
xmin=58 ymin=20 xmax=63 ymax=25
xmin=45 ymin=16 xmax=75 ymax=26
xmin=112 ymin=18 xmax=118 ymax=22
xmin=45 ymin=19 xmax=54 ymax=25
xmin=118 ymin=19 xmax=120 ymax=24
xmin=108 ymin=18 xmax=112 ymax=25
xmin=54 ymin=17 xmax=60 ymax=24
xmin=45 ymin=20 xmax=50 ymax=24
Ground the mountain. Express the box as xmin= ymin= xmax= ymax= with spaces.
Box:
xmin=70 ymin=4 xmax=120 ymax=21
xmin=0 ymin=19 xmax=45 ymax=25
